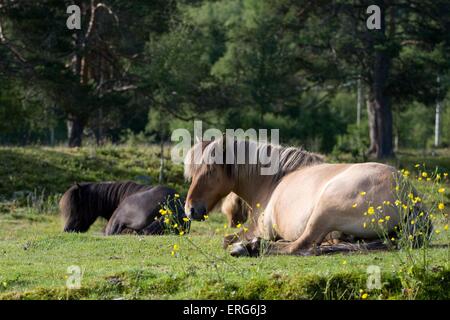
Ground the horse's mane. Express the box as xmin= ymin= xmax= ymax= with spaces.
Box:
xmin=184 ymin=137 xmax=324 ymax=182
xmin=60 ymin=181 xmax=152 ymax=229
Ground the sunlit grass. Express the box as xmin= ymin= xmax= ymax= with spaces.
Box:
xmin=0 ymin=146 xmax=449 ymax=299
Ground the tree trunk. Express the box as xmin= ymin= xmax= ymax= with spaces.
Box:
xmin=366 ymin=90 xmax=393 ymax=159
xmin=366 ymin=47 xmax=393 ymax=158
xmin=67 ymin=116 xmax=85 ymax=147
xmin=366 ymin=1 xmax=394 ymax=159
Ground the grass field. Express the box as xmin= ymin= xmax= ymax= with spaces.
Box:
xmin=0 ymin=145 xmax=449 ymax=300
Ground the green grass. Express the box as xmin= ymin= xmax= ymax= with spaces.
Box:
xmin=0 ymin=145 xmax=449 ymax=300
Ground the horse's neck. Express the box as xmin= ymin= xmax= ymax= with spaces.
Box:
xmin=89 ymin=185 xmax=124 ymax=219
xmin=233 ymin=174 xmax=276 ymax=210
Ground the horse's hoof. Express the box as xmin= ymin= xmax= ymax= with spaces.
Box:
xmin=247 ymin=238 xmax=261 ymax=257
xmin=229 ymin=243 xmax=249 ymax=257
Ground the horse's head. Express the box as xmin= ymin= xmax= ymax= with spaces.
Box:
xmin=60 ymin=183 xmax=95 ymax=232
xmin=184 ymin=139 xmax=234 ymax=221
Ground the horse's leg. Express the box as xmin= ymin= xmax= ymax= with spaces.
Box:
xmin=141 ymin=220 xmax=165 ymax=235
xmin=253 ymin=210 xmax=331 ymax=256
xmin=223 ymin=229 xmax=253 ymax=248
xmin=104 ymin=217 xmax=126 ymax=235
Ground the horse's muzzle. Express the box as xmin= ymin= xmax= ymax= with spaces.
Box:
xmin=189 ymin=205 xmax=207 ymax=221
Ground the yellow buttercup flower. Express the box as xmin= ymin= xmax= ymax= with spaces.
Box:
xmin=435 ymin=230 xmax=441 ymax=234
xmin=408 ymin=235 xmax=414 ymax=240
xmin=385 ymin=215 xmax=391 ymax=221
xmin=378 ymin=219 xmax=384 ymax=224
xmin=421 ymin=172 xmax=428 ymax=178
xmin=173 ymin=244 xmax=179 ymax=251
xmin=410 ymin=220 xmax=415 ymax=225
xmin=179 ymin=231 xmax=184 ymax=236
xmin=236 ymin=223 xmax=242 ymax=228
xmin=363 ymin=222 xmax=367 ymax=228
xmin=438 ymin=203 xmax=445 ymax=211
xmin=438 ymin=188 xmax=445 ymax=193
xmin=243 ymin=227 xmax=249 ymax=233
xmin=174 ymin=194 xmax=180 ymax=198
xmin=352 ymin=203 xmax=358 ymax=208
xmin=414 ymin=164 xmax=420 ymax=168
xmin=444 ymin=224 xmax=448 ymax=231
xmin=256 ymin=203 xmax=261 ymax=208
xmin=361 ymin=293 xmax=368 ymax=299
xmin=360 ymin=191 xmax=366 ymax=196
xmin=183 ymin=217 xmax=190 ymax=222
xmin=367 ymin=207 xmax=375 ymax=215
xmin=203 ymin=215 xmax=209 ymax=220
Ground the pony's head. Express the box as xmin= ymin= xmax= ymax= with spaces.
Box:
xmin=184 ymin=138 xmax=234 ymax=220
xmin=184 ymin=136 xmax=324 ymax=221
xmin=60 ymin=183 xmax=96 ymax=232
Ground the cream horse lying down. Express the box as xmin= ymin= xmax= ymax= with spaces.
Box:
xmin=184 ymin=137 xmax=432 ymax=257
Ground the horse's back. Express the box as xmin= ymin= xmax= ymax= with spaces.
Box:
xmin=105 ymin=185 xmax=184 ymax=233
xmin=269 ymin=162 xmax=398 ymax=240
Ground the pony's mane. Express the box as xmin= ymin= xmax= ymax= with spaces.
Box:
xmin=60 ymin=181 xmax=152 ymax=228
xmin=184 ymin=137 xmax=324 ymax=182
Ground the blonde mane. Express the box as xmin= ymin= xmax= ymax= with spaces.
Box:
xmin=184 ymin=137 xmax=324 ymax=182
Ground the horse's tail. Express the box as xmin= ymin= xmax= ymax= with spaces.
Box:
xmin=234 ymin=238 xmax=390 ymax=257
xmin=293 ymin=240 xmax=389 ymax=256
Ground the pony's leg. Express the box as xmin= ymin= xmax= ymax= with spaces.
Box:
xmin=259 ymin=211 xmax=332 ymax=255
xmin=223 ymin=228 xmax=255 ymax=249
xmin=104 ymin=218 xmax=126 ymax=235
xmin=230 ymin=237 xmax=262 ymax=257
xmin=141 ymin=220 xmax=165 ymax=235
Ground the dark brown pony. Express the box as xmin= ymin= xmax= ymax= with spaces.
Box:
xmin=60 ymin=181 xmax=189 ymax=235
